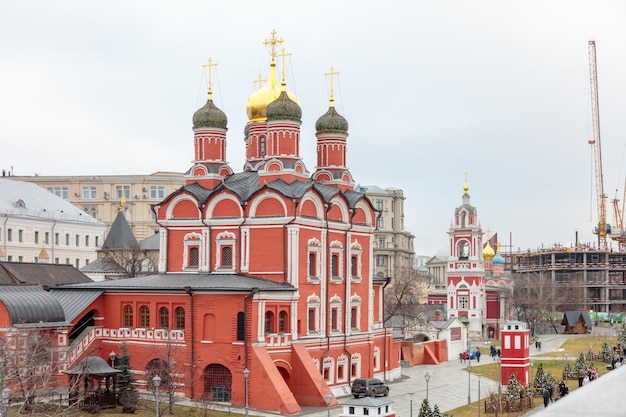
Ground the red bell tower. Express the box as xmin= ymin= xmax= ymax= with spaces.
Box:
xmin=500 ymin=320 xmax=530 ymax=386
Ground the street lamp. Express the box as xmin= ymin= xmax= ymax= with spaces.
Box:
xmin=152 ymin=375 xmax=161 ymax=417
xmin=424 ymin=372 xmax=430 ymax=402
xmin=109 ymin=351 xmax=116 ymax=367
xmin=243 ymin=368 xmax=250 ymax=417
xmin=530 ymin=361 xmax=534 ymax=387
xmin=408 ymin=392 xmax=415 ymax=417
xmin=0 ymin=358 xmax=5 ymax=417
xmin=324 ymin=392 xmax=332 ymax=417
xmin=1 ymin=388 xmax=8 ymax=417
xmin=467 ymin=360 xmax=472 ymax=407
xmin=477 ymin=374 xmax=482 ymax=417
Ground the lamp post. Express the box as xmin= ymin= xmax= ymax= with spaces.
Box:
xmin=496 ymin=357 xmax=502 ymax=394
xmin=424 ymin=372 xmax=430 ymax=402
xmin=1 ymin=388 xmax=8 ymax=417
xmin=477 ymin=374 xmax=482 ymax=417
xmin=565 ymin=351 xmax=568 ymax=364
xmin=152 ymin=375 xmax=161 ymax=417
xmin=408 ymin=392 xmax=414 ymax=417
xmin=530 ymin=361 xmax=534 ymax=387
xmin=467 ymin=360 xmax=472 ymax=407
xmin=109 ymin=351 xmax=116 ymax=367
xmin=0 ymin=358 xmax=5 ymax=417
xmin=243 ymin=368 xmax=250 ymax=417
xmin=324 ymin=392 xmax=332 ymax=417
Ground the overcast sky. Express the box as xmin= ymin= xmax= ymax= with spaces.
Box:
xmin=1 ymin=1 xmax=625 ymax=256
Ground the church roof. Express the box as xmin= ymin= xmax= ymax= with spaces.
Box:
xmin=79 ymin=257 xmax=129 ymax=275
xmin=0 ymin=179 xmax=105 ymax=225
xmin=140 ymin=233 xmax=160 ymax=250
xmin=0 ymin=286 xmax=66 ymax=326
xmin=51 ymin=273 xmax=296 ymax=293
xmin=0 ymin=262 xmax=92 ymax=286
xmin=101 ymin=211 xmax=139 ymax=251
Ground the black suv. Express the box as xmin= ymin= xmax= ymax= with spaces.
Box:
xmin=351 ymin=378 xmax=389 ymax=398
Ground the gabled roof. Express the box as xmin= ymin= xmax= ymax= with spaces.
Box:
xmin=49 ymin=289 xmax=103 ymax=323
xmin=562 ymin=311 xmax=592 ymax=328
xmin=0 ymin=262 xmax=92 ymax=286
xmin=101 ymin=211 xmax=139 ymax=251
xmin=79 ymin=258 xmax=128 ymax=275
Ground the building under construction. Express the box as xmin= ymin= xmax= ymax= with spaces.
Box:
xmin=512 ymin=246 xmax=626 ymax=314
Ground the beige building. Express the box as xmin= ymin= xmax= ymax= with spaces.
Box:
xmin=0 ymin=179 xmax=107 ymax=268
xmin=10 ymin=172 xmax=184 ymax=242
xmin=360 ymin=185 xmax=415 ymax=278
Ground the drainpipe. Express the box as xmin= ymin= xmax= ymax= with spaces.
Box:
xmin=382 ymin=276 xmax=392 ymax=381
xmin=244 ymin=288 xmax=259 ymax=370
xmin=320 ymin=203 xmax=333 ymax=363
xmin=185 ymin=286 xmax=195 ymax=399
xmin=344 ymin=208 xmax=356 ymax=385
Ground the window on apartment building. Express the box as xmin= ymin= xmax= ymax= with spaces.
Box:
xmin=54 ymin=233 xmax=59 ymax=245
xmin=55 ymin=257 xmax=59 ymax=264
xmin=75 ymin=234 xmax=80 ymax=247
xmin=18 ymin=230 xmax=23 ymax=243
xmin=34 ymin=231 xmax=39 ymax=244
xmin=65 ymin=258 xmax=70 ymax=264
xmin=7 ymin=256 xmax=12 ymax=262
xmin=85 ymin=235 xmax=90 ymax=247
xmin=378 ymin=238 xmax=384 ymax=248
xmin=82 ymin=186 xmax=97 ymax=199
xmin=139 ymin=305 xmax=150 ymax=328
xmin=376 ymin=217 xmax=383 ymax=229
xmin=376 ymin=255 xmax=385 ymax=266
xmin=95 ymin=236 xmax=99 ymax=247
xmin=123 ymin=305 xmax=133 ymax=327
xmin=44 ymin=232 xmax=49 ymax=245
xmin=47 ymin=186 xmax=69 ymax=200
xmin=375 ymin=199 xmax=383 ymax=211
xmin=150 ymin=185 xmax=165 ymax=199
xmin=175 ymin=307 xmax=185 ymax=330
xmin=75 ymin=259 xmax=80 ymax=269
xmin=116 ymin=185 xmax=131 ymax=199
xmin=18 ymin=256 xmax=23 ymax=262
xmin=7 ymin=229 xmax=11 ymax=242
xmin=159 ymin=307 xmax=169 ymax=329
xmin=458 ymin=296 xmax=468 ymax=309
xmin=65 ymin=234 xmax=70 ymax=246
xmin=90 ymin=208 xmax=97 ymax=218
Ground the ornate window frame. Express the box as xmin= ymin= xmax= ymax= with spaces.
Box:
xmin=182 ymin=232 xmax=202 ymax=271
xmin=215 ymin=231 xmax=236 ymax=272
xmin=307 ymin=237 xmax=322 ymax=283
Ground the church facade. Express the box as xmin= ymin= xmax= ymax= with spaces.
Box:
xmin=46 ymin=31 xmax=400 ymax=414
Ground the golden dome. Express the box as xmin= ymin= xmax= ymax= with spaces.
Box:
xmin=483 ymin=241 xmax=495 ymax=260
xmin=246 ymin=61 xmax=299 ymax=122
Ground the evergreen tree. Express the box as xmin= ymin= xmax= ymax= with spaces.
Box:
xmin=117 ymin=343 xmax=139 ymax=413
xmin=533 ymin=363 xmax=547 ymax=391
xmin=600 ymin=341 xmax=611 ymax=360
xmin=574 ymin=352 xmax=587 ymax=373
xmin=619 ymin=320 xmax=626 ymax=348
xmin=432 ymin=404 xmax=442 ymax=417
xmin=506 ymin=373 xmax=522 ymax=400
xmin=418 ymin=398 xmax=433 ymax=417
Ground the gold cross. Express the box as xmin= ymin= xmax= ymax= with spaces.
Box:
xmin=202 ymin=58 xmax=218 ymax=97
xmin=277 ymin=47 xmax=292 ymax=84
xmin=485 ymin=228 xmax=491 ymax=239
xmin=253 ymin=74 xmax=266 ymax=89
xmin=324 ymin=66 xmax=340 ymax=105
xmin=263 ymin=29 xmax=284 ymax=62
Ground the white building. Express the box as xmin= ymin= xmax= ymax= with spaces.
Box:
xmin=0 ymin=179 xmax=107 ymax=268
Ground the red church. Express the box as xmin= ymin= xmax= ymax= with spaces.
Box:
xmin=38 ymin=30 xmax=400 ymax=414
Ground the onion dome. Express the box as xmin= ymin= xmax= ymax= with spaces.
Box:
xmin=266 ymin=90 xmax=302 ymax=121
xmin=493 ymin=252 xmax=505 ymax=265
xmin=315 ymin=107 xmax=348 ymax=133
xmin=244 ymin=123 xmax=250 ymax=137
xmin=193 ymin=98 xmax=227 ymax=129
xmin=246 ymin=63 xmax=299 ymax=122
xmin=483 ymin=241 xmax=495 ymax=260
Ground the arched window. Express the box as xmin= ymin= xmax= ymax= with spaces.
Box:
xmin=175 ymin=307 xmax=185 ymax=330
xmin=189 ymin=247 xmax=199 ymax=267
xmin=123 ymin=305 xmax=133 ymax=327
xmin=265 ymin=311 xmax=274 ymax=334
xmin=139 ymin=305 xmax=150 ymax=328
xmin=308 ymin=309 xmax=315 ymax=331
xmin=159 ymin=307 xmax=169 ymax=329
xmin=260 ymin=136 xmax=266 ymax=157
xmin=308 ymin=253 xmax=316 ymax=277
xmin=279 ymin=310 xmax=288 ymax=333
xmin=351 ymin=307 xmax=357 ymax=329
xmin=351 ymin=256 xmax=357 ymax=276
xmin=331 ymin=254 xmax=339 ymax=277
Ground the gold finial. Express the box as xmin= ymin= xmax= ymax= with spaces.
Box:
xmin=324 ymin=66 xmax=340 ymax=107
xmin=253 ymin=74 xmax=266 ymax=90
xmin=120 ymin=197 xmax=126 ymax=211
xmin=277 ymin=47 xmax=292 ymax=88
xmin=485 ymin=228 xmax=491 ymax=240
xmin=463 ymin=172 xmax=469 ymax=194
xmin=202 ymin=58 xmax=218 ymax=100
xmin=263 ymin=29 xmax=284 ymax=63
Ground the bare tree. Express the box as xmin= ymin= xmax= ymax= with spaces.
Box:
xmin=146 ymin=335 xmax=186 ymax=414
xmin=384 ymin=266 xmax=426 ymax=325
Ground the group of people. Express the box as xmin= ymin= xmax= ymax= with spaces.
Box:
xmin=459 ymin=347 xmax=482 ymax=363
xmin=489 ymin=344 xmax=501 ymax=359
xmin=542 ymin=380 xmax=570 ymax=407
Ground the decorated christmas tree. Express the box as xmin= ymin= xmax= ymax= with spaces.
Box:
xmin=506 ymin=373 xmax=523 ymax=401
xmin=533 ymin=363 xmax=547 ymax=391
xmin=600 ymin=341 xmax=611 ymax=360
xmin=619 ymin=320 xmax=626 ymax=348
xmin=575 ymin=352 xmax=587 ymax=374
xmin=418 ymin=398 xmax=433 ymax=417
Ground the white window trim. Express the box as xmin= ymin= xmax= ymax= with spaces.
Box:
xmin=182 ymin=232 xmax=202 ymax=271
xmin=215 ymin=231 xmax=236 ymax=272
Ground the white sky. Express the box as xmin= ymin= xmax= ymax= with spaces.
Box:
xmin=1 ymin=1 xmax=625 ymax=256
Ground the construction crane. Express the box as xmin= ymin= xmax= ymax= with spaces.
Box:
xmin=588 ymin=40 xmax=611 ymax=249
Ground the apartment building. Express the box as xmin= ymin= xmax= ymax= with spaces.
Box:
xmin=9 ymin=172 xmax=185 ymax=241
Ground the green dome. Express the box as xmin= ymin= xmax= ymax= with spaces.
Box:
xmin=315 ymin=107 xmax=348 ymax=133
xmin=266 ymin=91 xmax=302 ymax=121
xmin=193 ymin=99 xmax=227 ymax=129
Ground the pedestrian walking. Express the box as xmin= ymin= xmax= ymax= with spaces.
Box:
xmin=542 ymin=387 xmax=550 ymax=407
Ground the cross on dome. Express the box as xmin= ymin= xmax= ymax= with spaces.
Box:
xmin=202 ymin=58 xmax=218 ymax=99
xmin=263 ymin=29 xmax=284 ymax=63
xmin=324 ymin=66 xmax=340 ymax=107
